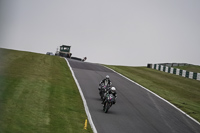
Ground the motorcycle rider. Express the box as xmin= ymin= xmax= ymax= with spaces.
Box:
xmin=102 ymin=87 xmax=117 ymax=104
xmin=99 ymin=75 xmax=112 ymax=89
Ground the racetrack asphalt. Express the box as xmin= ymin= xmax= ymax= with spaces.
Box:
xmin=67 ymin=59 xmax=200 ymax=133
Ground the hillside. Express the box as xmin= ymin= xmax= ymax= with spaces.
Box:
xmin=0 ymin=48 xmax=92 ymax=133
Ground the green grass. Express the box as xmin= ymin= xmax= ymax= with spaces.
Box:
xmin=106 ymin=65 xmax=200 ymax=122
xmin=173 ymin=65 xmax=200 ymax=73
xmin=0 ymin=48 xmax=92 ymax=133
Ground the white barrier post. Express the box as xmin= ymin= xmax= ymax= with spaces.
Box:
xmin=156 ymin=64 xmax=159 ymax=70
xmin=197 ymin=73 xmax=200 ymax=81
xmin=189 ymin=72 xmax=193 ymax=79
xmin=165 ymin=67 xmax=168 ymax=73
xmin=161 ymin=65 xmax=163 ymax=71
xmin=182 ymin=70 xmax=186 ymax=77
xmin=176 ymin=69 xmax=180 ymax=75
xmin=170 ymin=68 xmax=174 ymax=74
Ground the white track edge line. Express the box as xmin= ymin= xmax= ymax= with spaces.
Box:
xmin=104 ymin=66 xmax=200 ymax=126
xmin=65 ymin=59 xmax=98 ymax=133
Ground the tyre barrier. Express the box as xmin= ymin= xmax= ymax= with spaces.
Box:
xmin=147 ymin=64 xmax=200 ymax=81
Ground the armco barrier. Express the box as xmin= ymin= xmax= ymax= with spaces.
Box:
xmin=148 ymin=64 xmax=200 ymax=81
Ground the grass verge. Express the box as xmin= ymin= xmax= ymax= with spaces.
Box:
xmin=0 ymin=48 xmax=92 ymax=133
xmin=106 ymin=65 xmax=200 ymax=122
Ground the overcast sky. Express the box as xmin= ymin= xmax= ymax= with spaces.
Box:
xmin=0 ymin=0 xmax=200 ymax=66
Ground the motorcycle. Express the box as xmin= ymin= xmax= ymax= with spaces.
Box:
xmin=103 ymin=93 xmax=115 ymax=113
xmin=98 ymin=83 xmax=110 ymax=100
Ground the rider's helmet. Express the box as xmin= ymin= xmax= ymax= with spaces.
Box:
xmin=110 ymin=87 xmax=116 ymax=94
xmin=106 ymin=75 xmax=109 ymax=79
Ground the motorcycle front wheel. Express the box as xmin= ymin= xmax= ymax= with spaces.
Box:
xmin=104 ymin=102 xmax=110 ymax=113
